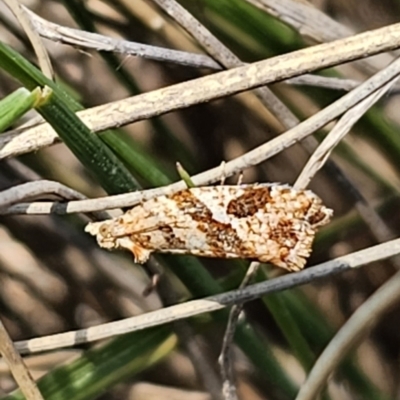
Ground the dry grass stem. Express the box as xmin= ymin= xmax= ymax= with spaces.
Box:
xmin=218 ymin=262 xmax=261 ymax=400
xmin=0 ymin=180 xmax=110 ymax=220
xmin=294 ymin=77 xmax=399 ymax=190
xmin=245 ymin=0 xmax=395 ymax=76
xmin=3 ymin=20 xmax=400 ymax=160
xmin=0 ymin=319 xmax=44 ymax=400
xmin=3 ymin=54 xmax=400 ymax=216
xmin=4 ymin=0 xmax=53 ymax=79
xmin=0 ymin=180 xmax=87 ymax=207
xmin=150 ymin=0 xmax=298 ymax=130
xmin=13 ymin=238 xmax=400 ymax=355
xmin=24 ymin=7 xmax=220 ymax=71
xmin=296 ymin=269 xmax=400 ymax=400
xmin=246 ymin=0 xmax=354 ymax=42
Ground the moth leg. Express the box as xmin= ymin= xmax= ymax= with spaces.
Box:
xmin=218 ymin=161 xmax=243 ymax=185
xmin=236 ymin=170 xmax=244 ymax=185
xmin=219 ymin=160 xmax=226 ymax=185
xmin=142 ymin=273 xmax=160 ymax=297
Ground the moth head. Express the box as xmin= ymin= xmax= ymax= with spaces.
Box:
xmin=85 ymin=221 xmax=118 ymax=249
xmin=304 ymin=193 xmax=333 ymax=228
xmin=308 ymin=204 xmax=333 ymax=228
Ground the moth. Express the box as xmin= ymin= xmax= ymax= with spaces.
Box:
xmin=85 ymin=184 xmax=332 ymax=271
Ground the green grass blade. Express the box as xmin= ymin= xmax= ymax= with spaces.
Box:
xmin=4 ymin=328 xmax=174 ymax=400
xmin=37 ymin=92 xmax=140 ymax=194
xmin=0 ymin=87 xmax=41 ymax=132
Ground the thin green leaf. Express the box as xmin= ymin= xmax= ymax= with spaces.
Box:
xmin=4 ymin=328 xmax=174 ymax=400
xmin=0 ymin=87 xmax=41 ymax=132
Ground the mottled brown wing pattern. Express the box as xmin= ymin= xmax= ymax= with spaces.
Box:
xmin=85 ymin=184 xmax=332 ymax=270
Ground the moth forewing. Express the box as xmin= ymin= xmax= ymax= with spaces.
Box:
xmin=85 ymin=184 xmax=332 ymax=270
